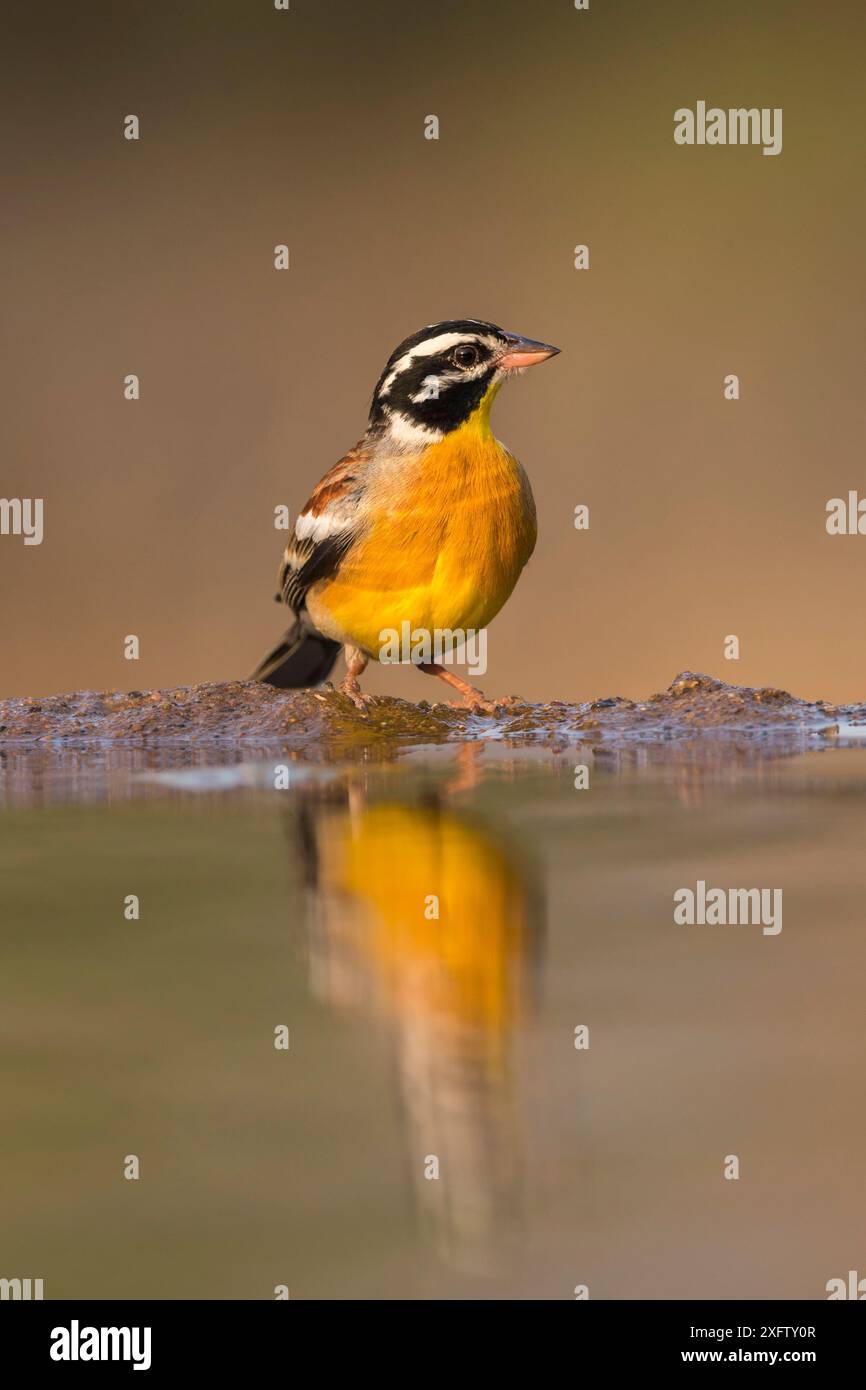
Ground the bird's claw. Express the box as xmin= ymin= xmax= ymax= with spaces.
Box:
xmin=339 ymin=680 xmax=371 ymax=711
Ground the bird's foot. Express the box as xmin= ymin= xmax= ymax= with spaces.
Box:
xmin=339 ymin=676 xmax=371 ymax=711
xmin=418 ymin=662 xmax=524 ymax=715
xmin=447 ymin=692 xmax=513 ymax=715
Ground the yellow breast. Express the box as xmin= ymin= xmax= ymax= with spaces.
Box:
xmin=307 ymin=399 xmax=537 ymax=656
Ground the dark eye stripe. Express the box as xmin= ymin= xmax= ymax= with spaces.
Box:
xmin=409 ymin=347 xmax=485 ymax=376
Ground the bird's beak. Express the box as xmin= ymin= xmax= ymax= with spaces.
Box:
xmin=498 ymin=333 xmax=561 ymax=371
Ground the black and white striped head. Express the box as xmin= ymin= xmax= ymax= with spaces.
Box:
xmin=368 ymin=319 xmax=559 ymax=447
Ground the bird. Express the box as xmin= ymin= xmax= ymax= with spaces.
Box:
xmin=252 ymin=318 xmax=559 ymax=710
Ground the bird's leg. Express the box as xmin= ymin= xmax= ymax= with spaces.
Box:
xmin=445 ymin=742 xmax=484 ymax=794
xmin=417 ymin=662 xmax=503 ymax=714
xmin=340 ymin=645 xmax=370 ymax=710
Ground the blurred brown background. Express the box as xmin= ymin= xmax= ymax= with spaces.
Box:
xmin=2 ymin=0 xmax=863 ymax=703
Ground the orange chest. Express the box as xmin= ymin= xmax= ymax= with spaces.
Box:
xmin=357 ymin=433 xmax=537 ymax=589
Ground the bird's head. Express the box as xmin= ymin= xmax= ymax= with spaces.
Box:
xmin=368 ymin=319 xmax=559 ymax=448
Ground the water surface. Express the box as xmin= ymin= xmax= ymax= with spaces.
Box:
xmin=1 ymin=736 xmax=864 ymax=1299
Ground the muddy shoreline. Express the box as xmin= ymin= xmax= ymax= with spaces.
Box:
xmin=0 ymin=671 xmax=860 ymax=754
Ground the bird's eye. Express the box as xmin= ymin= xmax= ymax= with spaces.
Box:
xmin=452 ymin=344 xmax=480 ymax=369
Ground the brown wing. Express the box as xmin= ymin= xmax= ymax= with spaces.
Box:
xmin=277 ymin=440 xmax=370 ymax=613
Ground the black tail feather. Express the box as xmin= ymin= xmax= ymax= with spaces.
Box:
xmin=252 ymin=620 xmax=341 ymax=688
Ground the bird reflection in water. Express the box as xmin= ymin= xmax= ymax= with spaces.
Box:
xmin=287 ymin=748 xmax=545 ymax=1274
